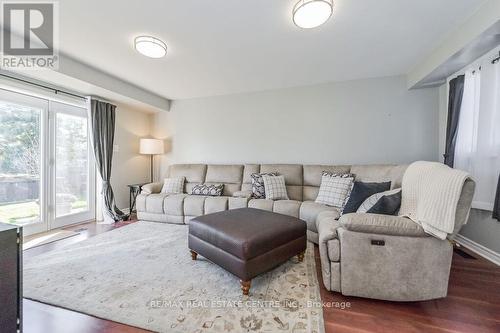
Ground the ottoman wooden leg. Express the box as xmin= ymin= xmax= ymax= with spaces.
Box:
xmin=240 ymin=280 xmax=251 ymax=296
xmin=297 ymin=251 xmax=305 ymax=262
xmin=190 ymin=250 xmax=198 ymax=260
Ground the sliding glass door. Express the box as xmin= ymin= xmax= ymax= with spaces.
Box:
xmin=0 ymin=89 xmax=95 ymax=235
xmin=51 ymin=101 xmax=95 ymax=228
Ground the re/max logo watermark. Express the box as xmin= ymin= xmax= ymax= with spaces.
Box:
xmin=1 ymin=1 xmax=59 ymax=70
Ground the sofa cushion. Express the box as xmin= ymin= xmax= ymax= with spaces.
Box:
xmin=303 ymin=165 xmax=352 ymax=187
xmin=260 ymin=164 xmax=303 ymax=201
xmin=184 ymin=195 xmax=206 ymax=217
xmin=273 ymin=200 xmax=301 ymax=218
xmin=339 ymin=213 xmax=427 ymax=237
xmin=163 ymin=194 xmax=189 ymax=216
xmin=248 ymin=199 xmax=274 ymax=211
xmin=205 ymin=164 xmax=243 ymax=196
xmin=262 ymin=175 xmax=289 ymax=200
xmin=300 ymin=201 xmax=340 ymax=233
xmin=232 ymin=190 xmax=252 ymax=198
xmin=303 ymin=165 xmax=351 ymax=201
xmin=205 ymin=197 xmax=229 ymax=214
xmin=350 ymin=164 xmax=407 ymax=189
xmin=228 ymin=197 xmax=249 ymax=210
xmin=169 ymin=164 xmax=207 ymax=193
xmin=146 ymin=193 xmax=170 ymax=213
xmin=241 ymin=164 xmax=260 ymax=192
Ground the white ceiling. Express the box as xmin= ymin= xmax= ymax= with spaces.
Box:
xmin=58 ymin=0 xmax=486 ymax=100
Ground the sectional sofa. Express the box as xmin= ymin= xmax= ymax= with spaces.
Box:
xmin=137 ymin=163 xmax=474 ymax=301
xmin=137 ymin=163 xmax=407 ymax=243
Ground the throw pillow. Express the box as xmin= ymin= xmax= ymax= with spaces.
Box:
xmin=262 ymin=175 xmax=289 ymax=200
xmin=160 ymin=177 xmax=185 ymax=194
xmin=357 ymin=188 xmax=402 ymax=215
xmin=191 ymin=184 xmax=224 ymax=196
xmin=315 ymin=172 xmax=354 ymax=208
xmin=342 ymin=181 xmax=391 ymax=214
xmin=250 ymin=172 xmax=277 ymax=199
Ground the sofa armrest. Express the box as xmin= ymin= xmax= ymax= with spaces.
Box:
xmin=339 ymin=213 xmax=427 ymax=237
xmin=141 ymin=182 xmax=163 ymax=194
xmin=317 ymin=217 xmax=342 ymax=244
xmin=233 ymin=190 xmax=252 ymax=199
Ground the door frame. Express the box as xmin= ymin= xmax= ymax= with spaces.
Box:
xmin=0 ymin=88 xmax=49 ymax=235
xmin=49 ymin=100 xmax=96 ymax=229
xmin=0 ymin=88 xmax=96 ymax=236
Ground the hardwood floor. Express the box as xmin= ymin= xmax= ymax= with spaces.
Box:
xmin=23 ymin=220 xmax=500 ymax=333
xmin=314 ymin=247 xmax=500 ymax=333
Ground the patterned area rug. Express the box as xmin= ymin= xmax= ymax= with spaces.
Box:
xmin=24 ymin=221 xmax=324 ymax=333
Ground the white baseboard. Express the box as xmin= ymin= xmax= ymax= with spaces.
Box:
xmin=455 ymin=234 xmax=500 ymax=266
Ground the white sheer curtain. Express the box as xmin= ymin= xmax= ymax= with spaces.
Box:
xmin=454 ymin=57 xmax=500 ymax=210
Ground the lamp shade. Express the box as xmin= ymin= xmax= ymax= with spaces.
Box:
xmin=139 ymin=138 xmax=164 ymax=155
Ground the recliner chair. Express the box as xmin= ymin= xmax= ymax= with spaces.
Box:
xmin=316 ymin=178 xmax=475 ymax=301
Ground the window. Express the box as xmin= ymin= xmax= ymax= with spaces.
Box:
xmin=452 ymin=46 xmax=500 ymax=210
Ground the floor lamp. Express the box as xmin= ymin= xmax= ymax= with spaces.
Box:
xmin=139 ymin=138 xmax=164 ymax=182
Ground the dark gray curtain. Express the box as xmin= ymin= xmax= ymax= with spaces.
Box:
xmin=493 ymin=174 xmax=500 ymax=221
xmin=90 ymin=99 xmax=128 ymax=222
xmin=443 ymin=75 xmax=465 ymax=167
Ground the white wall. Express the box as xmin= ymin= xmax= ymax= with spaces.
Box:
xmin=153 ymin=75 xmax=439 ymax=177
xmin=110 ymin=105 xmax=152 ymax=210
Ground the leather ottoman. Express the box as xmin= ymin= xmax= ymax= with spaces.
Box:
xmin=188 ymin=207 xmax=307 ymax=295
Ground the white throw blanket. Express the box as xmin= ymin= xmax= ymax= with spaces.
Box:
xmin=398 ymin=161 xmax=470 ymax=240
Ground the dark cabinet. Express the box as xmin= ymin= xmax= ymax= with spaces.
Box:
xmin=0 ymin=223 xmax=22 ymax=333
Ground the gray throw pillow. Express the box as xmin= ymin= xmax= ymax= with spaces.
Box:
xmin=191 ymin=184 xmax=224 ymax=196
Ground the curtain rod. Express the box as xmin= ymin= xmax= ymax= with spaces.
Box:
xmin=0 ymin=73 xmax=88 ymax=101
xmin=492 ymin=51 xmax=500 ymax=65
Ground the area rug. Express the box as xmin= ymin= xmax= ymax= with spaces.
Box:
xmin=24 ymin=221 xmax=325 ymax=333
xmin=23 ymin=229 xmax=79 ymax=250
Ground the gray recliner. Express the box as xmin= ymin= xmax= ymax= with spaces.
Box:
xmin=316 ymin=178 xmax=475 ymax=301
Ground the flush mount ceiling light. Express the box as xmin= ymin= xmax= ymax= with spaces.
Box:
xmin=293 ymin=0 xmax=333 ymax=29
xmin=134 ymin=36 xmax=167 ymax=58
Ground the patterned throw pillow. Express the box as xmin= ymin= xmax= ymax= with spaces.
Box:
xmin=262 ymin=175 xmax=289 ymax=200
xmin=357 ymin=188 xmax=402 ymax=214
xmin=250 ymin=172 xmax=277 ymax=199
xmin=315 ymin=172 xmax=354 ymax=208
xmin=161 ymin=177 xmax=185 ymax=194
xmin=191 ymin=184 xmax=224 ymax=196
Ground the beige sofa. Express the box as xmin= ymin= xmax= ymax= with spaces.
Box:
xmin=316 ymin=177 xmax=475 ymax=301
xmin=137 ymin=163 xmax=407 ymax=243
